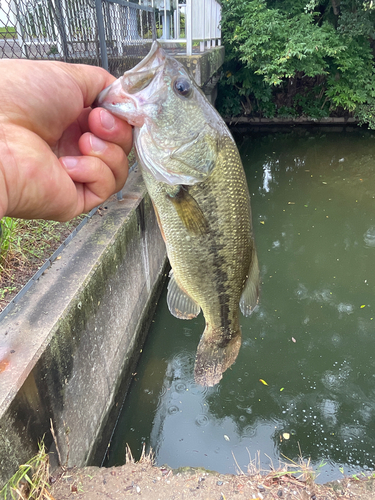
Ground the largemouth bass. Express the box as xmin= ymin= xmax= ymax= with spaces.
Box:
xmin=95 ymin=42 xmax=259 ymax=386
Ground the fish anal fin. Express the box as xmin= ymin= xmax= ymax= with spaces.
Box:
xmin=240 ymin=249 xmax=260 ymax=317
xmin=167 ymin=187 xmax=208 ymax=236
xmin=167 ymin=270 xmax=201 ymax=320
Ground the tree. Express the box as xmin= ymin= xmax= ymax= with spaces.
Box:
xmin=217 ymin=0 xmax=375 ymax=127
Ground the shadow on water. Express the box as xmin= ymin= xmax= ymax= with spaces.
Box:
xmin=103 ymin=127 xmax=375 ymax=483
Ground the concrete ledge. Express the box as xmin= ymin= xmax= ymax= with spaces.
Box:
xmin=226 ymin=116 xmax=358 ymax=126
xmin=175 ymin=46 xmax=225 ymax=87
xmin=0 ymin=170 xmax=167 ymax=483
xmin=102 ymin=45 xmax=225 ymax=85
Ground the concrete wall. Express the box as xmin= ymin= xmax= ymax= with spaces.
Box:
xmin=0 ymin=171 xmax=167 ymax=483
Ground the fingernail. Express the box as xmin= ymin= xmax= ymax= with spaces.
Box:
xmin=90 ymin=135 xmax=107 ymax=153
xmin=61 ymin=157 xmax=78 ymax=170
xmin=100 ymin=109 xmax=115 ymax=130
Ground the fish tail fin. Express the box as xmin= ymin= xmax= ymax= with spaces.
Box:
xmin=194 ymin=325 xmax=241 ymax=387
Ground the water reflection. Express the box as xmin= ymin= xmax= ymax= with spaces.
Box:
xmin=364 ymin=226 xmax=375 ymax=247
xmin=104 ymin=128 xmax=375 ymax=482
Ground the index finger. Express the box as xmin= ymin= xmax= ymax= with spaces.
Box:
xmin=61 ymin=63 xmax=117 ymax=108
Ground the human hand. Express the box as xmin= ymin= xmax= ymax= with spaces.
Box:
xmin=0 ymin=60 xmax=132 ymax=221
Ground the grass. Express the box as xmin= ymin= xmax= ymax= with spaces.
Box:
xmin=229 ymin=446 xmax=329 ymax=499
xmin=0 ymin=442 xmax=54 ymax=500
xmin=0 ymin=27 xmax=16 ymax=39
xmin=0 ymin=216 xmax=84 ymax=311
xmin=125 ymin=443 xmax=154 ymax=465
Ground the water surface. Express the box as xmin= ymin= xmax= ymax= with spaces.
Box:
xmin=105 ymin=127 xmax=375 ymax=482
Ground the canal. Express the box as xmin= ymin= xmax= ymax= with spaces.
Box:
xmin=103 ymin=127 xmax=375 ymax=483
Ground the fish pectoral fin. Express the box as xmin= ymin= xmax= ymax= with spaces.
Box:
xmin=167 ymin=270 xmax=201 ymax=320
xmin=240 ymin=248 xmax=260 ymax=317
xmin=167 ymin=187 xmax=208 ymax=236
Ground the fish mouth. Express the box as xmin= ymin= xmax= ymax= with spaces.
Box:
xmin=93 ymin=41 xmax=167 ymax=126
xmin=129 ymin=40 xmax=166 ymax=74
xmin=93 ymin=78 xmax=132 ymax=112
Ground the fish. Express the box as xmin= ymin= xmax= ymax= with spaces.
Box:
xmin=95 ymin=41 xmax=259 ymax=386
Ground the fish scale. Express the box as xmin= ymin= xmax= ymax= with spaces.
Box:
xmin=95 ymin=41 xmax=260 ymax=386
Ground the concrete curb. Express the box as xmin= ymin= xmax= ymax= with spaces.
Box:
xmin=225 ymin=116 xmax=358 ymax=126
xmin=0 ymin=170 xmax=167 ymax=482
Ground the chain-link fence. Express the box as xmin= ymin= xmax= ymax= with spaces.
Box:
xmin=0 ymin=0 xmax=156 ymax=75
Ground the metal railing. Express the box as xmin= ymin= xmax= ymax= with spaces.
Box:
xmin=0 ymin=0 xmax=221 ymax=70
xmin=154 ymin=0 xmax=221 ymax=56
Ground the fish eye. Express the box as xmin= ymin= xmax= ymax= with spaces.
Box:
xmin=174 ymin=77 xmax=192 ymax=98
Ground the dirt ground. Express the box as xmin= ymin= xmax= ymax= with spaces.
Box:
xmin=50 ymin=460 xmax=375 ymax=500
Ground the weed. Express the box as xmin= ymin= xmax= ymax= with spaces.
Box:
xmin=0 ymin=442 xmax=54 ymax=500
xmin=47 ymin=45 xmax=59 ymax=55
xmin=0 ymin=286 xmax=17 ymax=300
xmin=0 ymin=216 xmax=84 ymax=310
xmin=274 ymin=454 xmax=326 ymax=484
xmin=0 ymin=217 xmax=84 ymax=268
xmin=0 ymin=218 xmax=20 ymax=262
xmin=125 ymin=443 xmax=154 ymax=465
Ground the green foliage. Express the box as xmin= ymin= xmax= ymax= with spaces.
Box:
xmin=277 ymin=105 xmax=297 ymax=118
xmin=294 ymin=85 xmax=330 ymax=118
xmin=217 ymin=61 xmax=275 ymax=116
xmin=48 ymin=44 xmax=59 ymax=55
xmin=218 ymin=0 xmax=375 ymax=126
xmin=225 ymin=0 xmax=344 ymax=85
xmin=0 ymin=218 xmax=19 ymax=264
xmin=0 ymin=442 xmax=50 ymax=500
xmin=355 ymin=99 xmax=375 ymax=129
xmin=0 ymin=217 xmax=84 ymax=269
xmin=0 ymin=26 xmax=16 ymax=39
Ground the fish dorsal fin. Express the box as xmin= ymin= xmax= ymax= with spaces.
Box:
xmin=167 ymin=186 xmax=208 ymax=236
xmin=167 ymin=270 xmax=201 ymax=320
xmin=240 ymin=249 xmax=260 ymax=317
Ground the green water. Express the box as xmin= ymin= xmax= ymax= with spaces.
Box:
xmin=104 ymin=127 xmax=375 ymax=482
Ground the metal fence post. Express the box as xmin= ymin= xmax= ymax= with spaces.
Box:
xmin=186 ymin=0 xmax=192 ymax=56
xmin=53 ymin=0 xmax=69 ymax=61
xmin=152 ymin=6 xmax=157 ymax=40
xmin=95 ymin=0 xmax=109 ymax=71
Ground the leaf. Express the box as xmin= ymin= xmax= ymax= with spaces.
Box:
xmin=280 ymin=387 xmax=284 ymax=391
xmin=361 ymin=304 xmax=366 ymax=308
xmin=292 ymin=337 xmax=296 ymax=343
xmin=224 ymin=435 xmax=230 ymax=441
xmin=259 ymin=379 xmax=268 ymax=386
